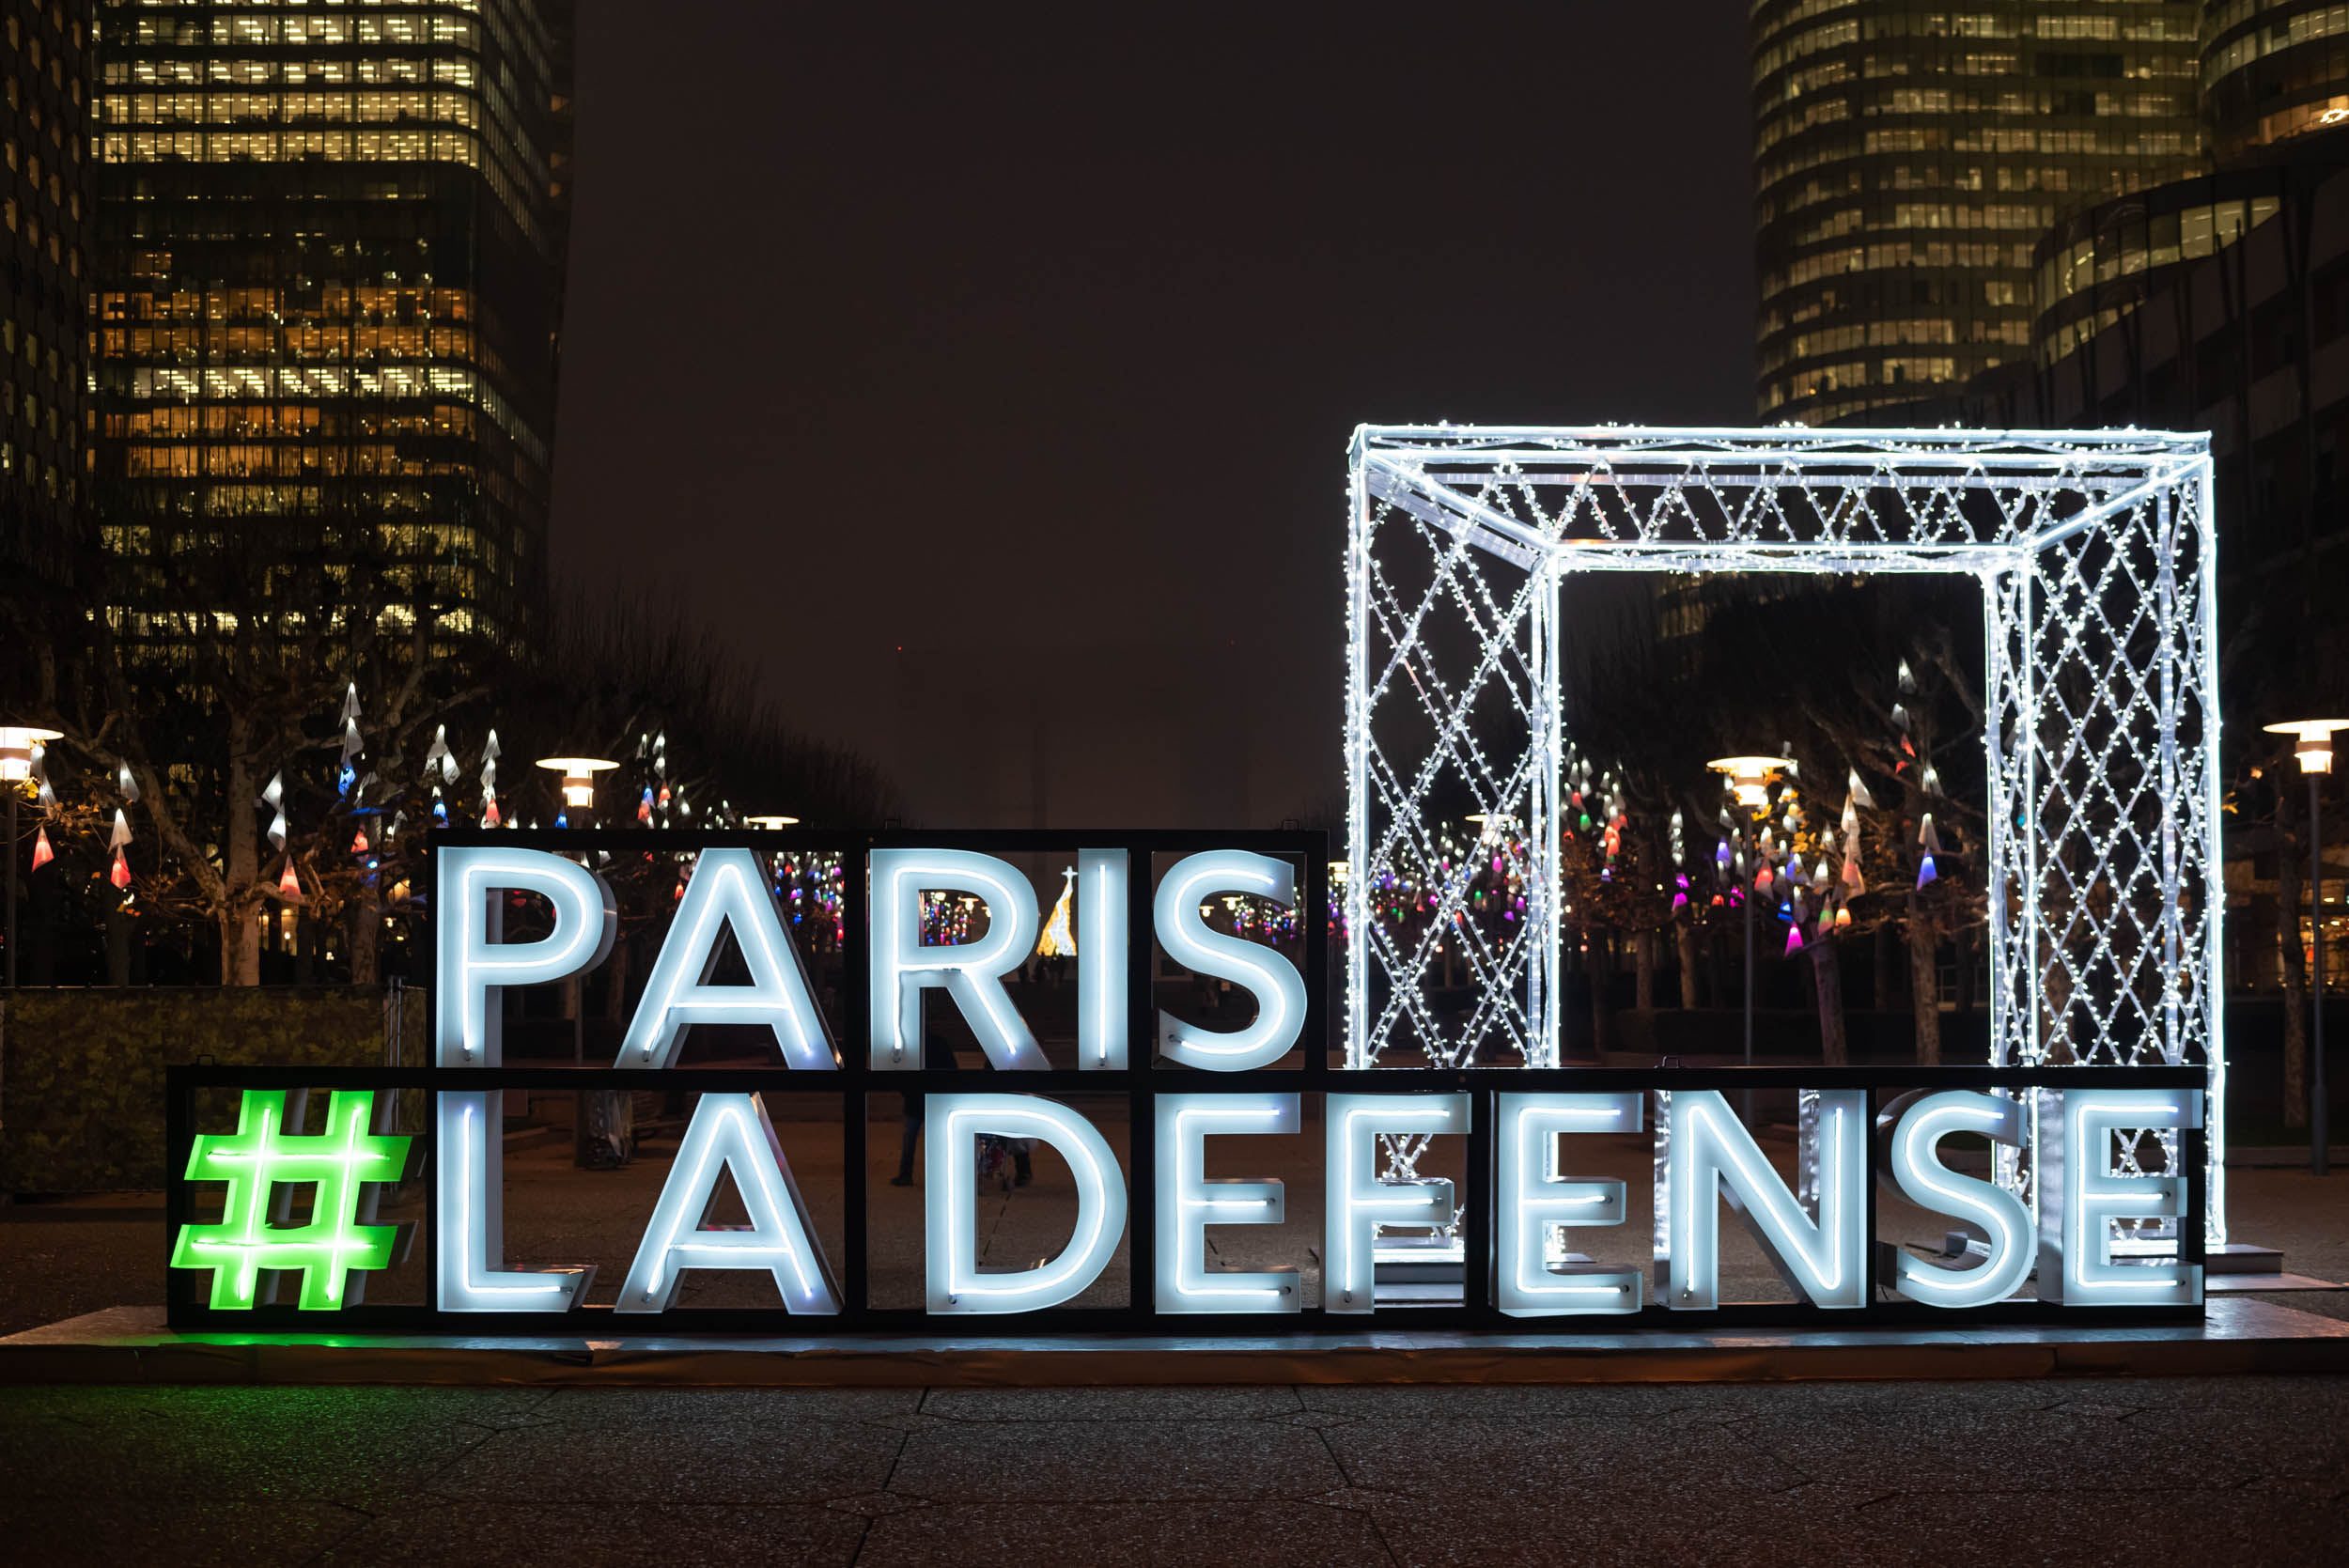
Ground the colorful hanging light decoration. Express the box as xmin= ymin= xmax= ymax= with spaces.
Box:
xmin=337 ymin=683 xmax=363 ymax=798
xmin=479 ymin=729 xmax=503 ymax=829
xmin=260 ymin=768 xmax=288 ymax=851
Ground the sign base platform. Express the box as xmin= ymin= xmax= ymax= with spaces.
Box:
xmin=7 ymin=1298 xmax=2344 ymax=1389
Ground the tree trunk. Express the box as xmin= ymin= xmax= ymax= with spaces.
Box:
xmin=1811 ymin=932 xmax=1847 ymax=1065
xmin=350 ymin=896 xmax=382 ymax=987
xmin=1908 ymin=893 xmax=1942 ymax=1065
xmin=1874 ymin=921 xmax=1896 ymax=1012
xmin=1953 ymin=924 xmax=1977 ymax=1015
xmin=218 ymin=710 xmax=263 ymax=986
xmin=2279 ymin=796 xmax=2310 ymax=1129
xmin=605 ymin=927 xmax=633 ymax=1022
xmin=1588 ymin=935 xmax=1611 ymax=1059
xmin=1633 ymin=928 xmax=1656 ymax=1014
xmin=1675 ymin=920 xmax=1701 ymax=1010
xmin=104 ymin=907 xmax=132 ymax=986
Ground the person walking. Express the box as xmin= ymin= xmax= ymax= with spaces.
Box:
xmin=887 ymin=1028 xmax=953 ymax=1185
xmin=888 ymin=1028 xmax=1028 ymax=1186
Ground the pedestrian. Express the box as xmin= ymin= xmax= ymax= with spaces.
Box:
xmin=889 ymin=1028 xmax=961 ymax=1185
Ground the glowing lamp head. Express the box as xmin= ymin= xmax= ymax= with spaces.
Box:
xmin=536 ymin=756 xmax=617 ymax=810
xmin=743 ymin=814 xmax=801 ymax=831
xmin=2264 ymin=720 xmax=2349 ymax=776
xmin=1708 ymin=754 xmax=1793 ymax=811
xmin=0 ymin=723 xmax=62 ymax=784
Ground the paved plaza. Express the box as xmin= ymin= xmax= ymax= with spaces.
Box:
xmin=2 ymin=1115 xmax=2345 ymax=1565
xmin=3 ymin=1375 xmax=2347 ymax=1565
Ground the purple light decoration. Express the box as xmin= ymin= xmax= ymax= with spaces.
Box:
xmin=1916 ymin=853 xmax=1938 ymax=890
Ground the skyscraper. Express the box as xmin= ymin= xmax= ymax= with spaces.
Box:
xmin=1751 ymin=1 xmax=2202 ymax=427
xmin=90 ymin=0 xmax=573 ymax=668
xmin=0 ymin=0 xmax=92 ymax=596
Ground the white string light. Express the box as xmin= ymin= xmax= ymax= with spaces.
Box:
xmin=1346 ymin=426 xmax=2224 ymax=1244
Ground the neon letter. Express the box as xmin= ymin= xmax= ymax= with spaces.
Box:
xmin=2035 ymin=1087 xmax=2201 ymax=1307
xmin=1153 ymin=850 xmax=1307 ymax=1071
xmin=1154 ymin=1093 xmax=1299 ymax=1312
xmin=870 ymin=849 xmax=1043 ymax=1070
xmin=1658 ymin=1089 xmax=1865 ymax=1310
xmin=1079 ymin=847 xmax=1128 ymax=1069
xmin=434 ymin=846 xmax=611 ymax=1312
xmin=926 ymin=1094 xmax=1126 ymax=1312
xmin=619 ymin=847 xmax=833 ymax=1070
xmin=1877 ymin=1090 xmax=2032 ymax=1309
xmin=616 ymin=1094 xmax=840 ymax=1314
xmin=435 ymin=846 xmax=617 ymax=1065
xmin=1324 ymin=1093 xmax=1469 ymax=1313
xmin=1495 ymin=1092 xmax=1642 ymax=1316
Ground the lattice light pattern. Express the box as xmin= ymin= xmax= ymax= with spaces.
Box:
xmin=1344 ymin=426 xmax=2225 ymax=1241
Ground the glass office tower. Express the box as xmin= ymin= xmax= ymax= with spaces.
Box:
xmin=0 ymin=1 xmax=92 ymax=596
xmin=2201 ymin=0 xmax=2349 ymax=161
xmin=90 ymin=0 xmax=573 ymax=667
xmin=1752 ymin=1 xmax=2202 ymax=426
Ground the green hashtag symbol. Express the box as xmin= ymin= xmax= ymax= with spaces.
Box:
xmin=170 ymin=1090 xmax=412 ymax=1310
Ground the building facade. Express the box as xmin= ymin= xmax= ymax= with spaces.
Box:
xmin=0 ymin=0 xmax=92 ymax=597
xmin=2202 ymin=0 xmax=2349 ymax=162
xmin=1751 ymin=0 xmax=2203 ymax=426
xmin=90 ymin=0 xmax=573 ymax=668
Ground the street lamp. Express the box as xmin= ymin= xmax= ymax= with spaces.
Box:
xmin=536 ymin=756 xmax=618 ymax=818
xmin=1708 ymin=755 xmax=1794 ymax=1080
xmin=742 ymin=814 xmax=801 ymax=830
xmin=1 ymin=724 xmax=62 ymax=989
xmin=2265 ymin=718 xmax=2349 ymax=1175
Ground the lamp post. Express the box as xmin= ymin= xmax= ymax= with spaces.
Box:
xmin=1708 ymin=756 xmax=1793 ymax=1103
xmin=2266 ymin=719 xmax=2349 ymax=1175
xmin=0 ymin=724 xmax=62 ymax=989
xmin=537 ymin=756 xmax=620 ymax=1166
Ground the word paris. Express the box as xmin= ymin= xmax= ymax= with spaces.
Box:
xmin=163 ymin=831 xmax=2206 ymax=1331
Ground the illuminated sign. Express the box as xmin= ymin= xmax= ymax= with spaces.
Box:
xmin=164 ymin=831 xmax=2208 ymax=1333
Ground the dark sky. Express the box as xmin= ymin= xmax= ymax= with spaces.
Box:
xmin=552 ymin=3 xmax=1755 ymax=824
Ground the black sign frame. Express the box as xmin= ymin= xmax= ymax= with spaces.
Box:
xmin=162 ymin=829 xmax=2209 ymax=1334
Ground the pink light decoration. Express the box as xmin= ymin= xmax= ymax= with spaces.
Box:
xmin=108 ymin=847 xmax=131 ymax=889
xmin=31 ymin=827 xmax=53 ymax=870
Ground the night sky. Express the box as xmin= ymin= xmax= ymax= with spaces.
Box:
xmin=552 ymin=3 xmax=1754 ymax=824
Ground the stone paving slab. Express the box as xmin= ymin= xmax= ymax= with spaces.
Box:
xmin=5 ymin=1296 xmax=2347 ymax=1388
xmin=4 ymin=1375 xmax=2347 ymax=1566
